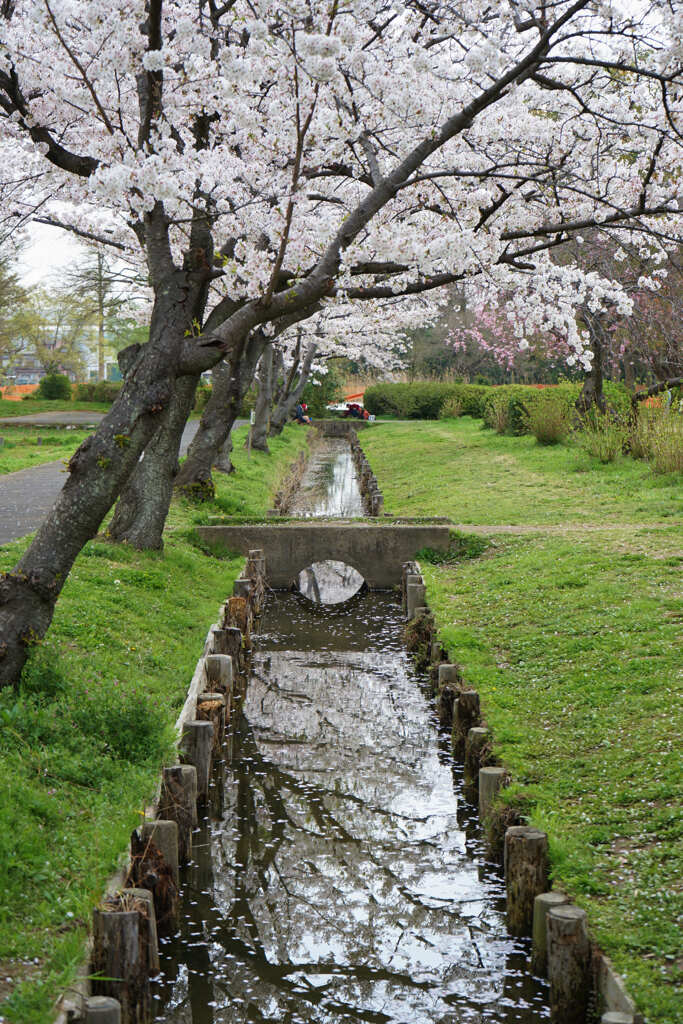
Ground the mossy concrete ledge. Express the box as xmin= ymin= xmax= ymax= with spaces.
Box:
xmin=196 ymin=522 xmax=451 ymax=588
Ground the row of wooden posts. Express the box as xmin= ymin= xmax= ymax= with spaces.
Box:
xmin=402 ymin=560 xmax=640 ymax=1024
xmin=349 ymin=431 xmax=384 ymax=516
xmin=81 ymin=551 xmax=267 ymax=1024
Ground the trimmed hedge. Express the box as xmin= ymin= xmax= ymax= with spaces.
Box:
xmin=74 ymin=380 xmax=123 ymax=403
xmin=37 ymin=374 xmax=72 ymax=401
xmin=364 ymin=379 xmax=632 ymax=435
xmin=364 ymin=382 xmax=489 ymax=419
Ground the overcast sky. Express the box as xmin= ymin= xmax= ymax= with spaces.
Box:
xmin=18 ymin=222 xmax=84 ymax=285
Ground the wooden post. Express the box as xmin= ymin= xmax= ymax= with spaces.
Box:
xmin=85 ymin=996 xmax=121 ymax=1024
xmin=91 ymin=895 xmax=152 ymax=1024
xmin=136 ymin=822 xmax=179 ymax=935
xmin=437 ymin=664 xmax=461 ymax=727
xmin=158 ymin=765 xmax=197 ymax=865
xmin=531 ymin=891 xmax=570 ymax=976
xmin=479 ymin=765 xmax=506 ymax=820
xmin=233 ymin=577 xmax=252 ymax=599
xmin=226 ymin=596 xmax=249 ymax=633
xmin=504 ymin=826 xmax=549 ymax=935
xmin=452 ymin=689 xmax=481 ymax=759
xmin=547 ymin=905 xmax=591 ymax=1024
xmin=204 ymin=653 xmax=233 ymax=694
xmin=464 ymin=726 xmax=490 ymax=784
xmin=179 ymin=720 xmax=214 ymax=801
xmin=125 ymin=888 xmax=159 ymax=975
xmin=197 ymin=692 xmax=226 ymax=752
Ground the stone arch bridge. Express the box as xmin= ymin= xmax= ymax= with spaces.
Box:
xmin=196 ymin=521 xmax=451 ymax=589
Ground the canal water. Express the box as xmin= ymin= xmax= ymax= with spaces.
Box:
xmin=154 ymin=438 xmax=550 ymax=1024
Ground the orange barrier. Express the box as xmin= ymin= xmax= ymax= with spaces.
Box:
xmin=0 ymin=384 xmax=39 ymax=401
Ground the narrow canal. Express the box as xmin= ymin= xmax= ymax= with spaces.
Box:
xmin=154 ymin=436 xmax=550 ymax=1024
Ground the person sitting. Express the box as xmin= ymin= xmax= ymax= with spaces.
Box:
xmin=343 ymin=402 xmax=363 ymax=419
xmin=294 ymin=401 xmax=312 ymax=424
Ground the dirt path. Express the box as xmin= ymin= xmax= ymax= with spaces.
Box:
xmin=453 ymin=521 xmax=681 ymax=535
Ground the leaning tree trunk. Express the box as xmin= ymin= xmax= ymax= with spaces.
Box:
xmin=175 ymin=330 xmax=266 ymax=495
xmin=214 ymin=432 xmax=235 ymax=475
xmin=108 ymin=373 xmax=200 ymax=549
xmin=575 ymin=311 xmax=607 ymax=415
xmin=0 ymin=260 xmax=197 ymax=688
xmin=247 ymin=347 xmax=274 ymax=453
xmin=269 ymin=343 xmax=317 ymax=436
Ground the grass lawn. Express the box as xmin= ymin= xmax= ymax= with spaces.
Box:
xmin=0 ymin=428 xmax=93 ymax=475
xmin=361 ymin=418 xmax=682 ymax=1024
xmin=0 ymin=425 xmax=309 ymax=1024
xmin=0 ymin=401 xmax=109 ymax=419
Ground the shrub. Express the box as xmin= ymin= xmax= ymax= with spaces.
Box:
xmin=37 ymin=373 xmax=72 ymax=400
xmin=627 ymin=409 xmax=655 ymax=460
xmin=194 ymin=379 xmax=212 ymax=412
xmin=74 ymin=380 xmax=123 ymax=403
xmin=579 ymin=411 xmax=626 ymax=463
xmin=483 ymin=392 xmax=510 ymax=433
xmin=439 ymin=396 xmax=463 ymax=419
xmin=525 ymin=392 xmax=572 ymax=445
xmin=364 ymin=381 xmax=490 ymax=419
xmin=646 ymin=410 xmax=683 ymax=474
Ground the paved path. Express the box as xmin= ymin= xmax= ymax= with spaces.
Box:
xmin=0 ymin=411 xmax=106 ymax=427
xmin=0 ymin=422 xmax=201 ymax=545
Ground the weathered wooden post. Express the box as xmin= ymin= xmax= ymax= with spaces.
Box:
xmin=547 ymin=904 xmax=591 ymax=1024
xmin=436 ymin=664 xmax=461 ymax=726
xmin=531 ymin=891 xmax=570 ymax=975
xmin=197 ymin=692 xmax=226 ymax=752
xmin=464 ymin=726 xmax=490 ymax=785
xmin=452 ymin=689 xmax=481 ymax=759
xmin=125 ymin=888 xmax=160 ymax=974
xmin=504 ymin=825 xmax=549 ymax=935
xmin=158 ymin=765 xmax=197 ymax=865
xmin=84 ymin=996 xmax=121 ymax=1024
xmin=479 ymin=765 xmax=506 ymax=820
xmin=91 ymin=893 xmax=152 ymax=1024
xmin=179 ymin=720 xmax=214 ymax=801
xmin=136 ymin=821 xmax=180 ymax=934
xmin=204 ymin=653 xmax=233 ymax=694
xmin=233 ymin=578 xmax=252 ymax=599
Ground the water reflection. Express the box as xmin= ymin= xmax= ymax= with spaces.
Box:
xmin=288 ymin=438 xmax=366 ymax=518
xmin=298 ymin=560 xmax=365 ymax=605
xmin=154 ymin=593 xmax=549 ymax=1024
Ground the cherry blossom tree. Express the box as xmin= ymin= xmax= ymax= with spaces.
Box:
xmin=0 ymin=0 xmax=681 ymax=687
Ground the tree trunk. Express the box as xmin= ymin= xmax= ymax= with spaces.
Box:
xmin=576 ymin=311 xmax=607 ymax=415
xmin=175 ymin=330 xmax=266 ymax=495
xmin=0 ymin=265 xmax=195 ymax=688
xmin=269 ymin=343 xmax=317 ymax=436
xmin=214 ymin=432 xmax=234 ymax=474
xmin=247 ymin=347 xmax=273 ymax=453
xmin=107 ymin=374 xmax=200 ymax=549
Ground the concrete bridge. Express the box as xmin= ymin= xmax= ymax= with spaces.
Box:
xmin=196 ymin=521 xmax=451 ymax=588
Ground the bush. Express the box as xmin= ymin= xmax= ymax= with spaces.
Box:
xmin=439 ymin=396 xmax=463 ymax=419
xmin=525 ymin=392 xmax=573 ymax=445
xmin=579 ymin=411 xmax=626 ymax=463
xmin=364 ymin=381 xmax=489 ymax=419
xmin=645 ymin=410 xmax=683 ymax=474
xmin=483 ymin=392 xmax=510 ymax=433
xmin=37 ymin=373 xmax=72 ymax=400
xmin=74 ymin=380 xmax=123 ymax=403
xmin=194 ymin=379 xmax=212 ymax=412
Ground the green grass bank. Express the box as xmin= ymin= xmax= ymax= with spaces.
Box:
xmin=0 ymin=401 xmax=109 ymax=419
xmin=360 ymin=419 xmax=682 ymax=1024
xmin=0 ymin=428 xmax=93 ymax=475
xmin=0 ymin=425 xmax=309 ymax=1024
